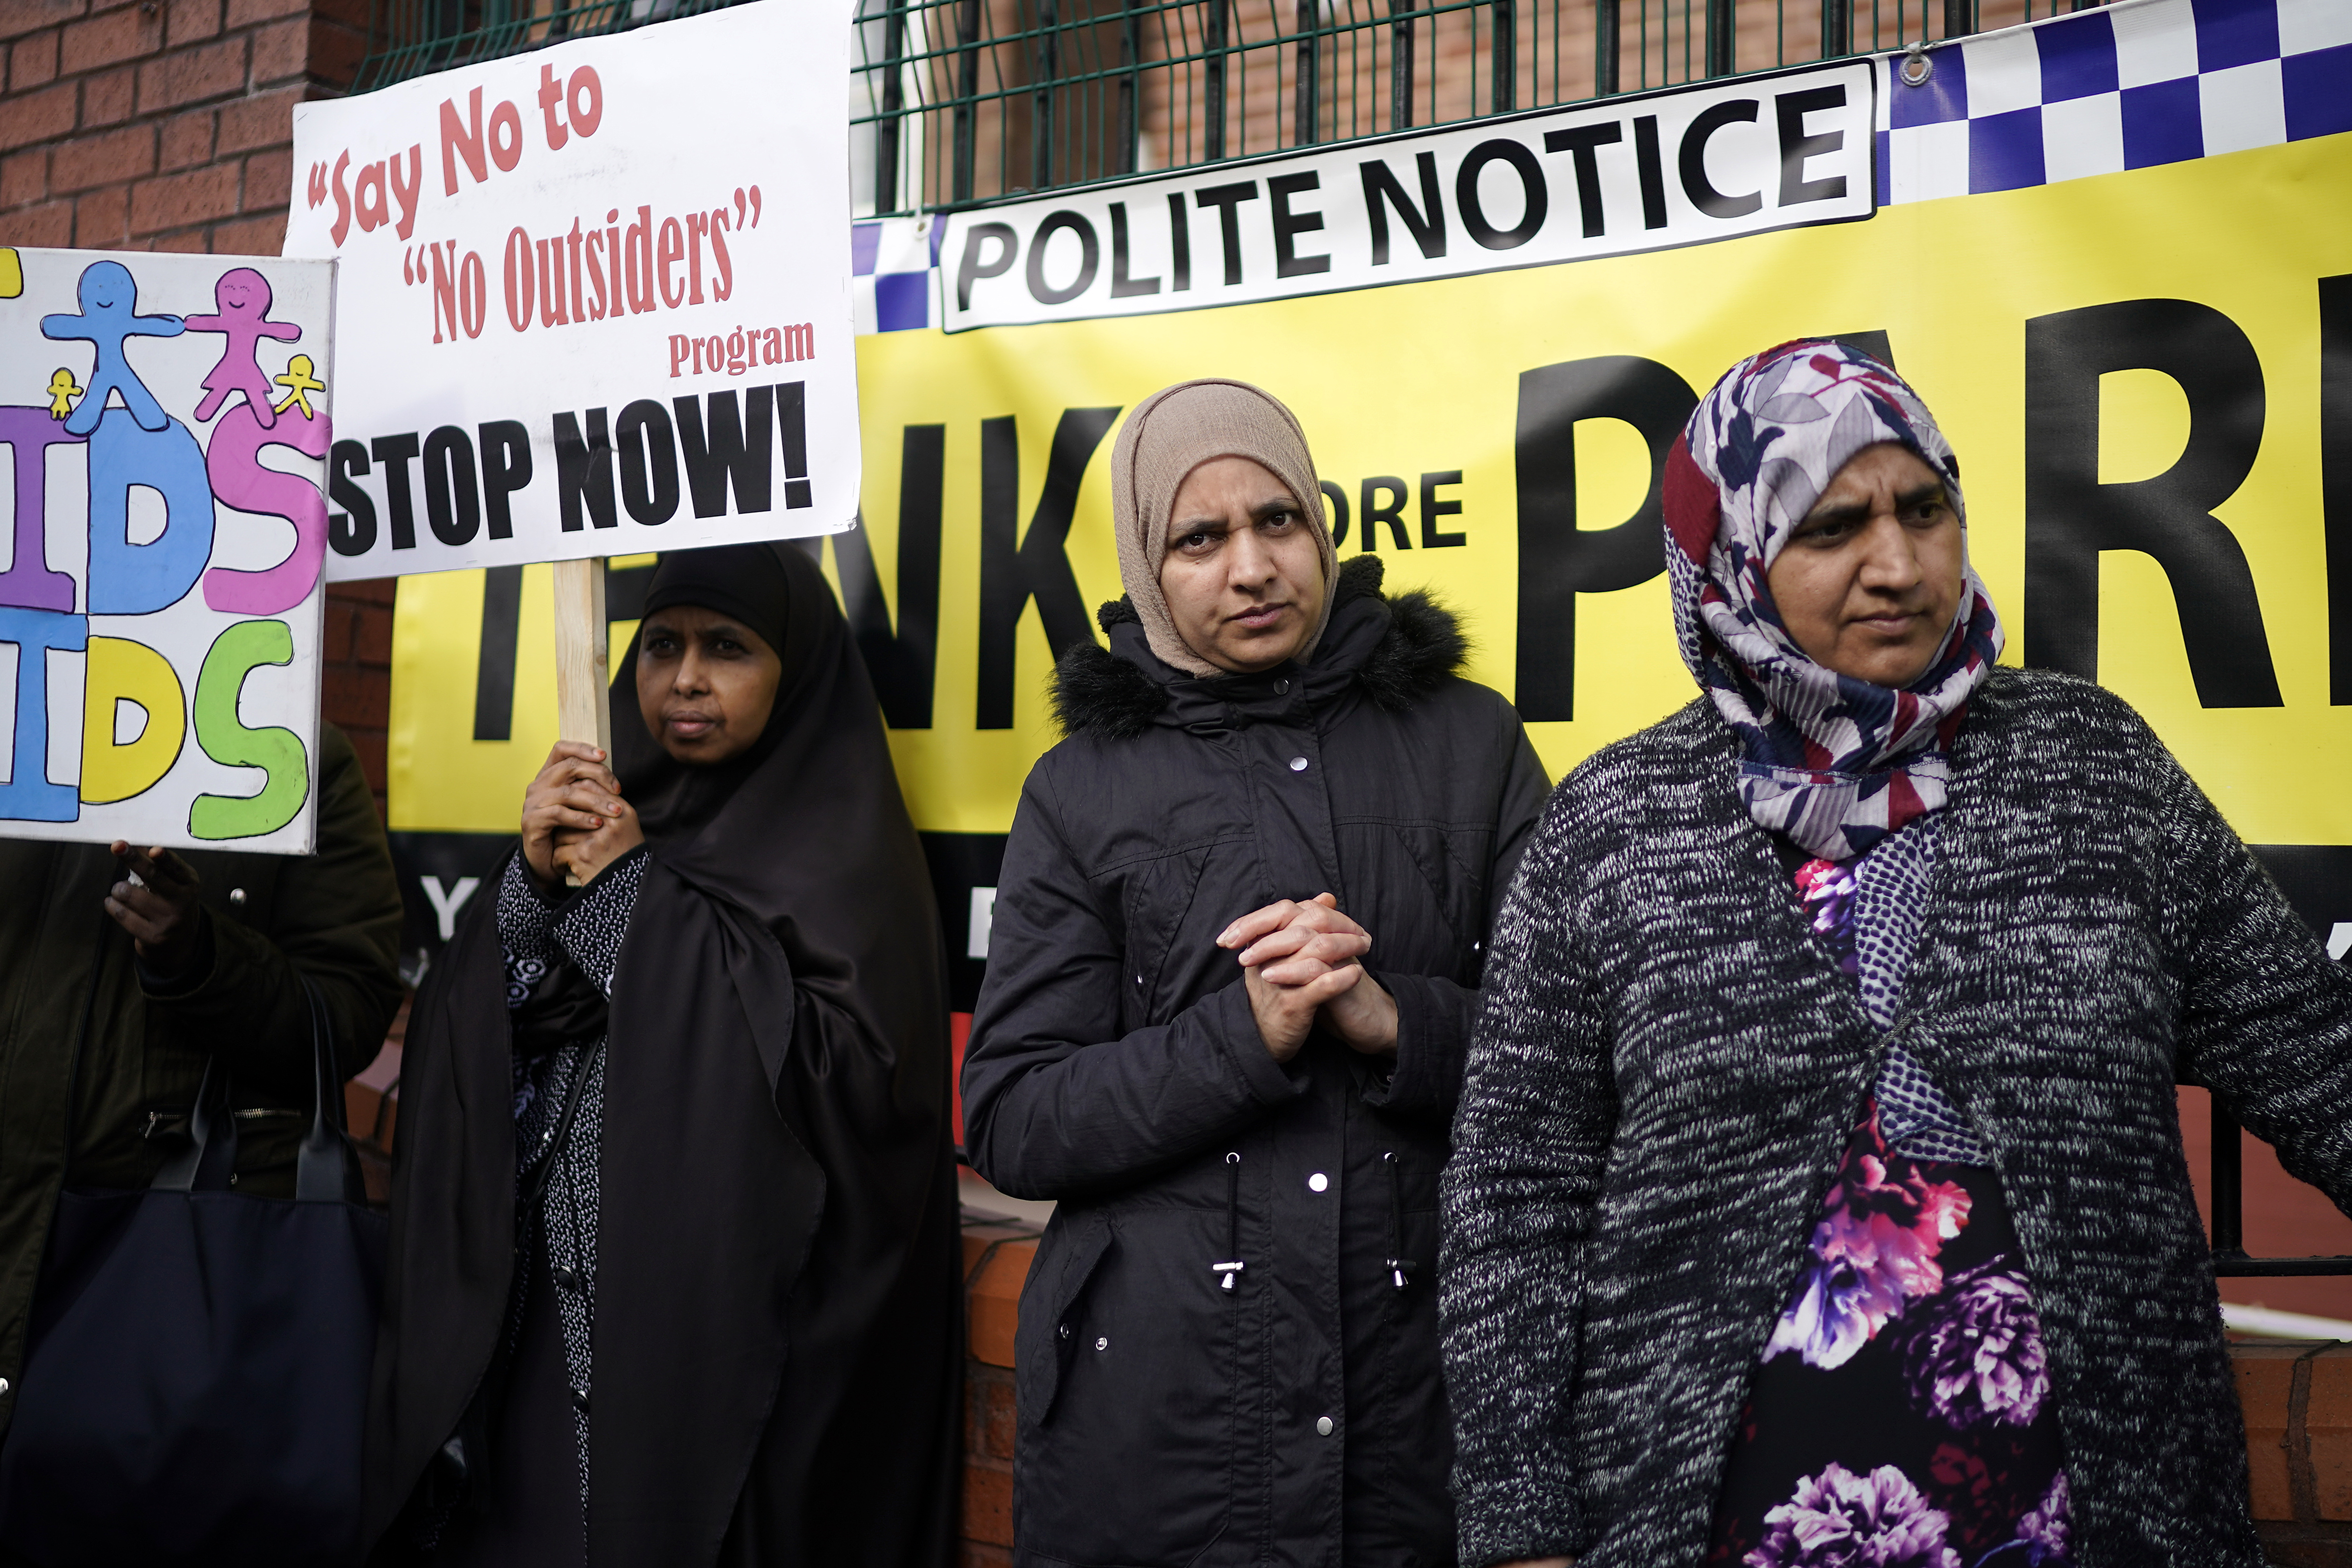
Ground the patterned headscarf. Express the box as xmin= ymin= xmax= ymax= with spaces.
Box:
xmin=1662 ymin=340 xmax=2004 ymax=860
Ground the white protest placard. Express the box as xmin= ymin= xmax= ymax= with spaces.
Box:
xmin=286 ymin=1 xmax=857 ymax=580
xmin=0 ymin=246 xmax=332 ymax=854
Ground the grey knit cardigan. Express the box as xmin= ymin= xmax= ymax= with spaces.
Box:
xmin=1440 ymin=666 xmax=2352 ymax=1568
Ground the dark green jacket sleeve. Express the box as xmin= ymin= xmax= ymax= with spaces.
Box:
xmin=143 ymin=723 xmax=406 ymax=1097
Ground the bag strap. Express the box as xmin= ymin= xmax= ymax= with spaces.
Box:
xmin=294 ymin=974 xmax=363 ymax=1204
xmin=150 ymin=1056 xmax=236 ymax=1193
xmin=152 ymin=974 xmax=357 ymax=1202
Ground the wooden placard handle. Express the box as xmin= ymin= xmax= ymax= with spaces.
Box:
xmin=552 ymin=558 xmax=609 ymax=888
xmin=553 ymin=557 xmax=610 ymax=755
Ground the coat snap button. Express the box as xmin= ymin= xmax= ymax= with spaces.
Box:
xmin=1095 ymin=1336 xmax=1110 ymax=1351
xmin=1315 ymin=1416 xmax=1334 ymax=1436
xmin=554 ymin=1265 xmax=581 ymax=1291
xmin=1058 ymin=1323 xmax=1071 ymax=1340
xmin=1307 ymin=1172 xmax=1329 ymax=1193
xmin=1275 ymin=679 xmax=1291 ymax=695
xmin=571 ymin=1386 xmax=590 ymax=1413
xmin=0 ymin=1377 xmax=10 ymax=1397
xmin=1288 ymin=756 xmax=1308 ymax=772
xmin=228 ymin=888 xmax=247 ymax=907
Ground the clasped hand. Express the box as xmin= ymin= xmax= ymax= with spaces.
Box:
xmin=523 ymin=742 xmax=644 ymax=889
xmin=1218 ymin=893 xmax=1398 ymax=1063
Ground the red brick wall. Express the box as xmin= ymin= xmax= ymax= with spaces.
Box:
xmin=2182 ymin=1085 xmax=2352 ymax=1325
xmin=0 ymin=0 xmax=362 ymax=254
xmin=962 ymin=1226 xmax=1035 ymax=1567
xmin=321 ymin=576 xmax=393 ymax=815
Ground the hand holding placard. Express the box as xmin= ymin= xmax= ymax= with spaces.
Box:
xmin=105 ymin=842 xmax=205 ymax=979
xmin=521 ymin=741 xmax=639 ymax=889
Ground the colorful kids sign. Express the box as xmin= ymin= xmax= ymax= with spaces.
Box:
xmin=0 ymin=247 xmax=333 ymax=854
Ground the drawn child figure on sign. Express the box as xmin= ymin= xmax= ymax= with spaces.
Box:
xmin=184 ymin=268 xmax=302 ymax=429
xmin=41 ymin=260 xmax=183 ymax=437
xmin=272 ymin=356 xmax=324 ymax=420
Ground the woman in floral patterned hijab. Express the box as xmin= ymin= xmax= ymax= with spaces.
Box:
xmin=1443 ymin=340 xmax=2352 ymax=1568
xmin=1666 ymin=340 xmax=2063 ymax=1568
xmin=1663 ymin=339 xmax=2003 ymax=861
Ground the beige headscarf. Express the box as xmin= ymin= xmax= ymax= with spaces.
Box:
xmin=1109 ymin=379 xmax=1339 ymax=676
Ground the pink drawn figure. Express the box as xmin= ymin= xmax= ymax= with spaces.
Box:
xmin=182 ymin=267 xmax=301 ymax=429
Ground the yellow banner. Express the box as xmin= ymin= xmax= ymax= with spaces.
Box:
xmin=396 ymin=131 xmax=2352 ymax=857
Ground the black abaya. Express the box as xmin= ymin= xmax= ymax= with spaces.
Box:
xmin=363 ymin=543 xmax=962 ymax=1568
xmin=432 ymin=1241 xmax=585 ymax=1568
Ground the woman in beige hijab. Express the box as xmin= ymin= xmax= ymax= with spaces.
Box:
xmin=963 ymin=380 xmax=1550 ymax=1568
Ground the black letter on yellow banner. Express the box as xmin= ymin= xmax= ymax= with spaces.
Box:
xmin=837 ymin=425 xmax=945 ymax=729
xmin=2322 ymin=274 xmax=2352 ymax=704
xmin=2024 ymin=298 xmax=2280 ymax=708
xmin=978 ymin=408 xmax=1123 ymax=728
xmin=1513 ymin=356 xmax=1696 ymax=722
xmin=473 ymin=564 xmax=524 ymax=742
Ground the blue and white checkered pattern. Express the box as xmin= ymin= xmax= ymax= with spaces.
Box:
xmin=850 ymin=216 xmax=942 ymax=335
xmin=1878 ymin=0 xmax=2352 ymax=203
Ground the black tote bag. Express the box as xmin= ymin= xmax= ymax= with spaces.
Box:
xmin=0 ymin=981 xmax=388 ymax=1567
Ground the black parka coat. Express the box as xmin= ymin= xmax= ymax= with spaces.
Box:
xmin=963 ymin=558 xmax=1549 ymax=1568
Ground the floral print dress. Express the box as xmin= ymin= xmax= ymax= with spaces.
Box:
xmin=1707 ymin=824 xmax=2071 ymax=1568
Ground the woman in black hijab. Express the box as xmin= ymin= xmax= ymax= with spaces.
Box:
xmin=362 ymin=542 xmax=961 ymax=1568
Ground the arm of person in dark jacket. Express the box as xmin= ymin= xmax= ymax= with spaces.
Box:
xmin=1364 ymin=713 xmax=1555 ymax=1121
xmin=140 ymin=724 xmax=406 ymax=1096
xmin=2163 ymin=757 xmax=2352 ymax=1214
xmin=1440 ymin=780 xmax=1614 ymax=1568
xmin=962 ymin=768 xmax=1310 ymax=1202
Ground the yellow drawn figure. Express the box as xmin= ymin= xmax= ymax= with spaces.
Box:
xmin=44 ymin=369 xmax=81 ymax=420
xmin=272 ymin=354 xmax=325 ymax=419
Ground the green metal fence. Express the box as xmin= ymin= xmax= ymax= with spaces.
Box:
xmin=355 ymin=0 xmax=2104 ymax=211
xmin=350 ymin=0 xmax=722 ymax=91
xmin=848 ymin=0 xmax=1942 ymax=215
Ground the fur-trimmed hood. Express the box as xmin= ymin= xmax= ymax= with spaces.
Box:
xmin=1050 ymin=555 xmax=1469 ymax=740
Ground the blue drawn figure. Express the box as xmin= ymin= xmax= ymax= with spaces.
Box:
xmin=42 ymin=261 xmax=183 ymax=438
xmin=86 ymin=407 xmax=214 ymax=615
xmin=0 ymin=606 xmax=89 ymax=823
xmin=184 ymin=267 xmax=300 ymax=429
